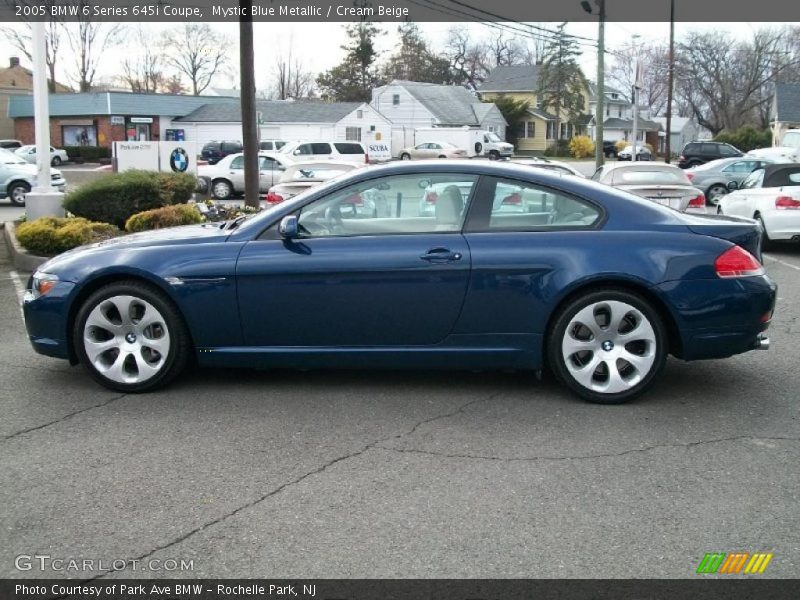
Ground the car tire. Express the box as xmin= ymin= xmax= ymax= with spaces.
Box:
xmin=51 ymin=156 xmax=62 ymax=166
xmin=212 ymin=179 xmax=233 ymax=200
xmin=73 ymin=280 xmax=191 ymax=393
xmin=547 ymin=289 xmax=667 ymax=404
xmin=438 ymin=155 xmax=447 ymax=159
xmin=756 ymin=214 xmax=774 ymax=252
xmin=400 ymin=153 xmax=411 ymax=160
xmin=488 ymin=150 xmax=500 ymax=160
xmin=7 ymin=181 xmax=30 ymax=206
xmin=706 ymin=184 xmax=728 ymax=205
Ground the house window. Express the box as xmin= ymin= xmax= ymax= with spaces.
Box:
xmin=392 ymin=94 xmax=400 ymax=106
xmin=62 ymin=125 xmax=97 ymax=146
xmin=560 ymin=123 xmax=572 ymax=139
xmin=357 ymin=110 xmax=363 ymax=119
xmin=546 ymin=122 xmax=556 ymax=140
xmin=345 ymin=127 xmax=362 ymax=142
xmin=521 ymin=121 xmax=535 ymax=139
xmin=535 ymin=99 xmax=542 ymax=109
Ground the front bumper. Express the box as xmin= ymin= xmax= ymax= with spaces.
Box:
xmin=22 ymin=279 xmax=76 ymax=361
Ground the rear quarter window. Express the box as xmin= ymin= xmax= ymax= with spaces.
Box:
xmin=333 ymin=143 xmax=365 ymax=154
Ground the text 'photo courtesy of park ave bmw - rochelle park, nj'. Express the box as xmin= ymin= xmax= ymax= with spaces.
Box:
xmin=0 ymin=1 xmax=799 ymax=599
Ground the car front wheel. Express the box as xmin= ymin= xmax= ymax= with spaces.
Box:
xmin=74 ymin=281 xmax=190 ymax=392
xmin=7 ymin=181 xmax=30 ymax=206
xmin=51 ymin=156 xmax=62 ymax=166
xmin=400 ymin=153 xmax=411 ymax=160
xmin=548 ymin=290 xmax=667 ymax=404
xmin=707 ymin=184 xmax=728 ymax=205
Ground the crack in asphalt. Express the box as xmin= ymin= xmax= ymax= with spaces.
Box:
xmin=375 ymin=434 xmax=800 ymax=463
xmin=75 ymin=391 xmax=502 ymax=583
xmin=1 ymin=393 xmax=128 ymax=441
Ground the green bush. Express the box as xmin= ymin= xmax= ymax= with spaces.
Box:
xmin=569 ymin=135 xmax=595 ymax=159
xmin=544 ymin=139 xmax=571 ymax=157
xmin=125 ymin=204 xmax=204 ymax=232
xmin=63 ymin=170 xmax=197 ymax=228
xmin=713 ymin=127 xmax=772 ymax=153
xmin=62 ymin=146 xmax=111 ymax=161
xmin=16 ymin=217 xmax=119 ymax=256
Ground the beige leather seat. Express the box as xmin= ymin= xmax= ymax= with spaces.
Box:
xmin=435 ymin=185 xmax=463 ymax=231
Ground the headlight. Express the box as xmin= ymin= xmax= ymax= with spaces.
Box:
xmin=30 ymin=272 xmax=59 ymax=299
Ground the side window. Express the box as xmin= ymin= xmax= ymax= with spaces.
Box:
xmin=311 ymin=143 xmax=332 ymax=154
xmin=740 ymin=169 xmax=764 ymax=190
xmin=719 ymin=144 xmax=736 ymax=156
xmin=230 ymin=156 xmax=244 ymax=169
xmin=296 ymin=173 xmax=478 ymax=238
xmin=259 ymin=156 xmax=281 ymax=170
xmin=723 ymin=160 xmax=757 ymax=174
xmin=482 ymin=177 xmax=600 ymax=230
xmin=295 ymin=144 xmax=313 ymax=155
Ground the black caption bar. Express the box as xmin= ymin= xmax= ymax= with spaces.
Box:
xmin=3 ymin=0 xmax=800 ymax=22
xmin=2 ymin=579 xmax=800 ymax=600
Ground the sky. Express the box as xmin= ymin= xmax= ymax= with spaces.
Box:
xmin=0 ymin=20 xmax=791 ymax=93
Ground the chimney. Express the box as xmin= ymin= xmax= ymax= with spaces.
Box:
xmin=9 ymin=57 xmax=20 ymax=68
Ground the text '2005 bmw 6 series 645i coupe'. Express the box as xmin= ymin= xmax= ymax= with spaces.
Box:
xmin=23 ymin=161 xmax=776 ymax=404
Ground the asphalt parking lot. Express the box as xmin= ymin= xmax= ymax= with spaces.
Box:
xmin=1 ymin=221 xmax=799 ymax=580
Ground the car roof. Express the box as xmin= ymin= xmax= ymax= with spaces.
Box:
xmin=602 ymin=162 xmax=678 ymax=171
xmin=762 ymin=163 xmax=800 ymax=187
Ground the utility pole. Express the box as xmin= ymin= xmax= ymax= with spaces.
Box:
xmin=665 ymin=0 xmax=675 ymax=163
xmin=582 ymin=0 xmax=605 ymax=169
xmin=239 ymin=0 xmax=259 ymax=209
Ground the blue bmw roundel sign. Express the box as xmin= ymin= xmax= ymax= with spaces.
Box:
xmin=169 ymin=147 xmax=189 ymax=172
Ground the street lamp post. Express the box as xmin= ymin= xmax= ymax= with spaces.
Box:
xmin=582 ymin=0 xmax=605 ymax=169
xmin=28 ymin=20 xmax=64 ymax=219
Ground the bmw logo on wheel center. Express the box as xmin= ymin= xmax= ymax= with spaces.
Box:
xmin=169 ymin=147 xmax=189 ymax=172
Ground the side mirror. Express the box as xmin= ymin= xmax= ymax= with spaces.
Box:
xmin=278 ymin=215 xmax=298 ymax=239
xmin=727 ymin=180 xmax=739 ymax=191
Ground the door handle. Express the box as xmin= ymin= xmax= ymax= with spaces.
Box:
xmin=420 ymin=248 xmax=462 ymax=262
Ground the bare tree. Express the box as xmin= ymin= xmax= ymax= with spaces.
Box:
xmin=0 ymin=5 xmax=63 ymax=92
xmin=65 ymin=6 xmax=123 ymax=92
xmin=120 ymin=27 xmax=164 ymax=94
xmin=271 ymin=38 xmax=315 ymax=99
xmin=445 ymin=26 xmax=489 ymax=89
xmin=607 ymin=42 xmax=670 ymax=115
xmin=163 ymin=24 xmax=229 ymax=95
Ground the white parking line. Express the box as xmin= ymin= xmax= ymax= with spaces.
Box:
xmin=8 ymin=270 xmax=26 ymax=323
xmin=763 ymin=254 xmax=800 ymax=272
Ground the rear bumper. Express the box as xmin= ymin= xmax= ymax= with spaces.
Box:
xmin=761 ymin=211 xmax=800 ymax=241
xmin=655 ymin=274 xmax=777 ymax=360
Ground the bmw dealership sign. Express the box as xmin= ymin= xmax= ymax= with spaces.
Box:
xmin=114 ymin=141 xmax=197 ymax=174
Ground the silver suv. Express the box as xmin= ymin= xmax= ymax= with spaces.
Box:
xmin=0 ymin=148 xmax=66 ymax=206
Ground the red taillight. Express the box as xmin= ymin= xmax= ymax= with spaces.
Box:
xmin=687 ymin=193 xmax=705 ymax=208
xmin=265 ymin=192 xmax=284 ymax=204
xmin=775 ymin=195 xmax=800 ymax=209
xmin=714 ymin=246 xmax=764 ymax=278
xmin=425 ymin=191 xmax=438 ymax=204
xmin=502 ymin=193 xmax=522 ymax=205
xmin=342 ymin=193 xmax=363 ymax=205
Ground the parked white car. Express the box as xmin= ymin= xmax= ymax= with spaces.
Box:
xmin=279 ymin=140 xmax=368 ymax=164
xmin=197 ymin=152 xmax=295 ymax=200
xmin=747 ymin=129 xmax=800 ymax=163
xmin=0 ymin=148 xmax=66 ymax=206
xmin=15 ymin=144 xmax=69 ymax=166
xmin=266 ymin=161 xmax=361 ymax=204
xmin=717 ymin=163 xmax=800 ymax=248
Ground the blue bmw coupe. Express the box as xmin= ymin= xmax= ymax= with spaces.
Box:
xmin=23 ymin=161 xmax=776 ymax=404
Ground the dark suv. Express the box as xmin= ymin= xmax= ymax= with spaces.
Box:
xmin=201 ymin=141 xmax=243 ymax=165
xmin=678 ymin=141 xmax=742 ymax=169
xmin=602 ymin=141 xmax=618 ymax=158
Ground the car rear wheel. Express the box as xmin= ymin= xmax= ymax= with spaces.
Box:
xmin=707 ymin=184 xmax=728 ymax=205
xmin=8 ymin=181 xmax=30 ymax=206
xmin=74 ymin=281 xmax=190 ymax=392
xmin=548 ymin=290 xmax=667 ymax=404
xmin=400 ymin=153 xmax=411 ymax=160
xmin=212 ymin=179 xmax=233 ymax=200
xmin=51 ymin=156 xmax=62 ymax=166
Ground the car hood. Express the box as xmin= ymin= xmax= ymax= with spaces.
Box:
xmin=747 ymin=147 xmax=799 ymax=161
xmin=38 ymin=223 xmax=232 ymax=273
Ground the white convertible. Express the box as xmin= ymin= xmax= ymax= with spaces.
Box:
xmin=718 ymin=163 xmax=800 ymax=248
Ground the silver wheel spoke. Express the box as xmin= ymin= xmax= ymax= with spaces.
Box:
xmin=84 ymin=337 xmax=119 ymax=363
xmin=142 ymin=335 xmax=169 ymax=356
xmin=569 ymin=355 xmax=602 ymax=388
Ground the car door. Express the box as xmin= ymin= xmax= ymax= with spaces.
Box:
xmin=259 ymin=155 xmax=285 ymax=189
xmin=236 ymin=171 xmax=477 ymax=347
xmin=226 ymin=155 xmax=245 ymax=191
xmin=725 ymin=168 xmax=764 ymax=216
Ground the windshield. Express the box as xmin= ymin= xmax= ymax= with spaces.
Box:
xmin=0 ymin=148 xmax=25 ymax=163
xmin=486 ymin=132 xmax=502 ymax=142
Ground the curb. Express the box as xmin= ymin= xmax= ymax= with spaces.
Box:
xmin=3 ymin=221 xmax=49 ymax=272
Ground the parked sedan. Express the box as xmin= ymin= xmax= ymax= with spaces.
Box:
xmin=399 ymin=142 xmax=467 ymax=160
xmin=198 ymin=152 xmax=294 ymax=199
xmin=617 ymin=145 xmax=652 ymax=161
xmin=15 ymin=144 xmax=69 ymax=166
xmin=0 ymin=148 xmax=66 ymax=206
xmin=592 ymin=162 xmax=706 ymax=212
xmin=23 ymin=161 xmax=775 ymax=405
xmin=685 ymin=157 xmax=773 ymax=205
xmin=513 ymin=158 xmax=585 ymax=178
xmin=266 ymin=161 xmax=361 ymax=204
xmin=718 ymin=163 xmax=800 ymax=248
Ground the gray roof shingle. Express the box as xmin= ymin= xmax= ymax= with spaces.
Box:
xmin=478 ymin=65 xmax=541 ymax=92
xmin=176 ymin=101 xmax=364 ymax=123
xmin=391 ymin=81 xmax=484 ymax=125
xmin=774 ymin=83 xmax=800 ymax=123
xmin=8 ymin=92 xmax=239 ymax=118
xmin=603 ymin=117 xmax=661 ymax=131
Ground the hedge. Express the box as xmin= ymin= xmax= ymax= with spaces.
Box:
xmin=62 ymin=146 xmax=111 ymax=161
xmin=16 ymin=217 xmax=119 ymax=256
xmin=63 ymin=170 xmax=197 ymax=228
xmin=125 ymin=204 xmax=204 ymax=232
xmin=713 ymin=127 xmax=772 ymax=153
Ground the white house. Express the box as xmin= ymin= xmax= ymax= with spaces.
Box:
xmin=771 ymin=83 xmax=800 ymax=145
xmin=586 ymin=84 xmax=661 ymax=146
xmin=371 ymin=80 xmax=507 ymax=156
xmin=175 ymin=100 xmax=392 ymax=149
xmin=651 ymin=116 xmax=712 ymax=155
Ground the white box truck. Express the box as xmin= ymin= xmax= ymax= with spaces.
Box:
xmin=413 ymin=127 xmax=514 ymax=159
